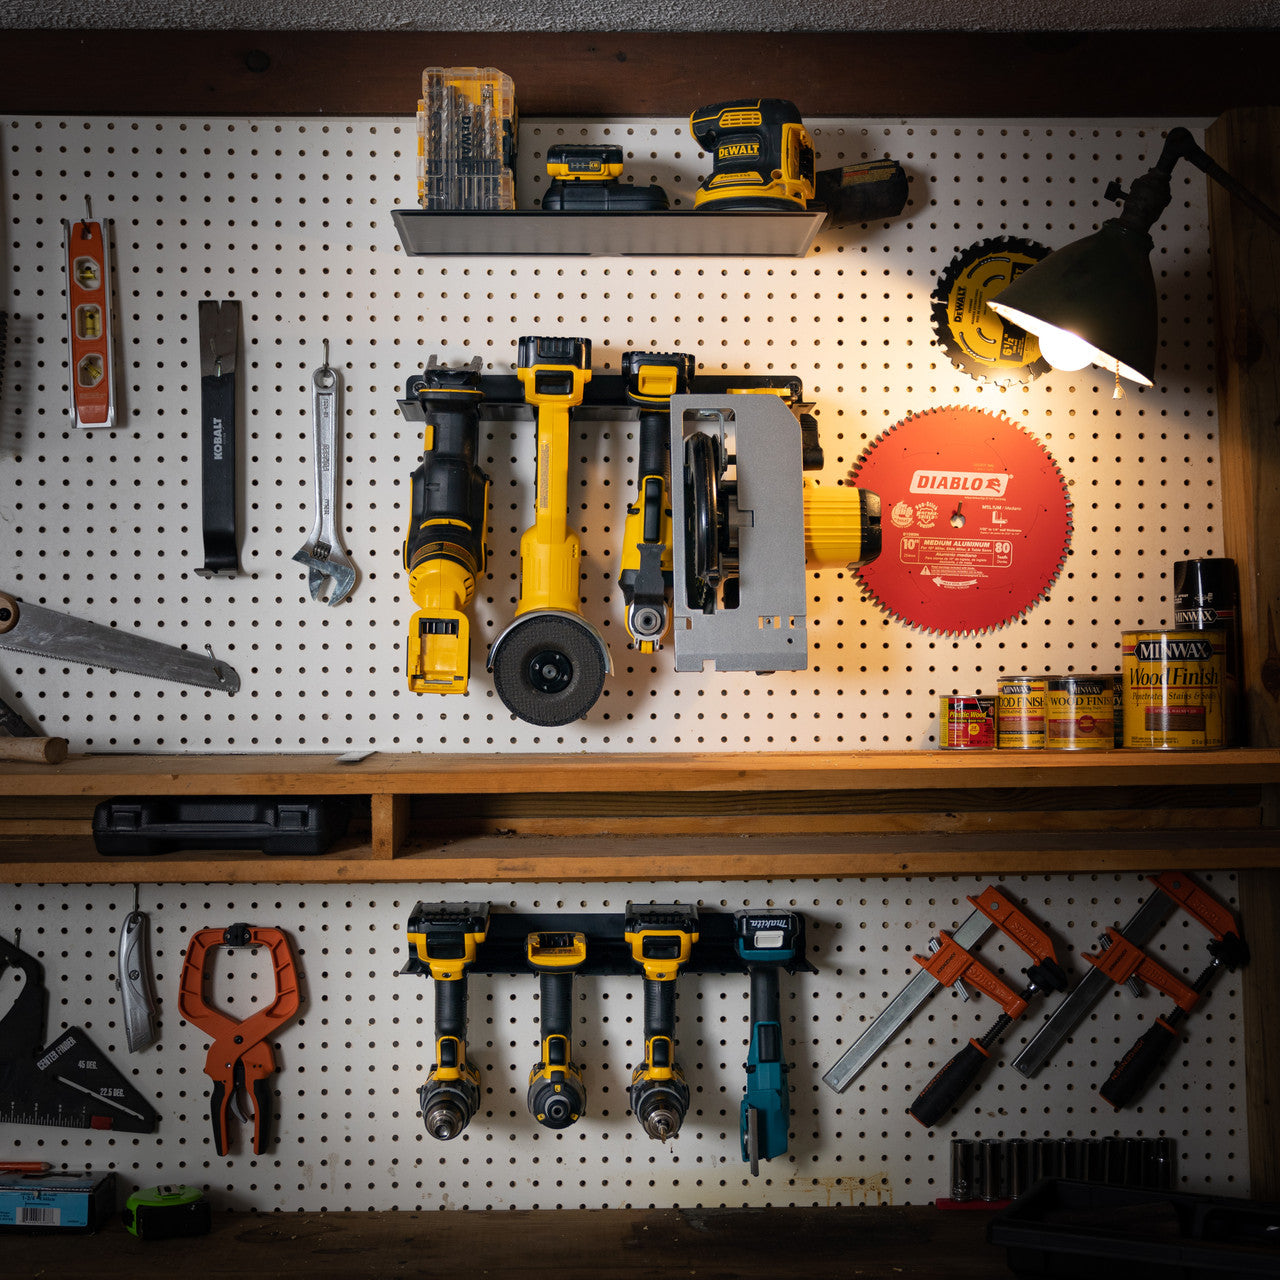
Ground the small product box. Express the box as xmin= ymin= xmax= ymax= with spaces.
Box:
xmin=0 ymin=1170 xmax=116 ymax=1234
xmin=417 ymin=67 xmax=517 ymax=210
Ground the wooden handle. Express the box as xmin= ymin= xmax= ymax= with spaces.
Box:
xmin=0 ymin=736 xmax=68 ymax=764
xmin=0 ymin=593 xmax=17 ymax=634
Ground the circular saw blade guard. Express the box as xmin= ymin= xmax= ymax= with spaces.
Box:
xmin=851 ymin=406 xmax=1072 ymax=634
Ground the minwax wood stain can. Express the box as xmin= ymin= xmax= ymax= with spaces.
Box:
xmin=1046 ymin=675 xmax=1115 ymax=750
xmin=1121 ymin=630 xmax=1225 ymax=749
xmin=996 ymin=676 xmax=1046 ymax=749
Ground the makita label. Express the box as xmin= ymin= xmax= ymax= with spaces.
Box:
xmin=719 ymin=142 xmax=760 ymax=159
xmin=910 ymin=470 xmax=1009 ymax=496
xmin=1135 ymin=638 xmax=1216 ymax=662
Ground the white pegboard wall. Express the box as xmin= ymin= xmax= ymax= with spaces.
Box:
xmin=0 ymin=873 xmax=1248 ymax=1210
xmin=0 ymin=115 xmax=1222 ymax=752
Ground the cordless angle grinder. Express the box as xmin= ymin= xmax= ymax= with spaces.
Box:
xmin=526 ymin=931 xmax=588 ymax=1129
xmin=404 ymin=902 xmax=491 ymax=1140
xmin=487 ymin=336 xmax=611 ymax=726
xmin=401 ymin=356 xmax=491 ymax=694
xmin=625 ymin=903 xmax=699 ymax=1141
xmin=618 ymin=350 xmax=693 ymax=652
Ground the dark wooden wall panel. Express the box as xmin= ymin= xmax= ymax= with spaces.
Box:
xmin=1 ymin=29 xmax=1279 ymax=117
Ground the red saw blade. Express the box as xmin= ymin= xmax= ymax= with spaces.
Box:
xmin=850 ymin=406 xmax=1072 ymax=634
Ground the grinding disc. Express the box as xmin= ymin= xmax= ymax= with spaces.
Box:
xmin=931 ymin=237 xmax=1052 ymax=384
xmin=850 ymin=406 xmax=1072 ymax=634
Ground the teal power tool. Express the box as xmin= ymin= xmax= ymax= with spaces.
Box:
xmin=526 ymin=931 xmax=588 ymax=1129
xmin=735 ymin=909 xmax=799 ymax=1173
xmin=625 ymin=903 xmax=699 ymax=1141
xmin=404 ymin=902 xmax=491 ymax=1140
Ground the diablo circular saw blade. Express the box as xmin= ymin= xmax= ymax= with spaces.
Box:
xmin=851 ymin=406 xmax=1072 ymax=635
xmin=931 ymin=237 xmax=1052 ymax=385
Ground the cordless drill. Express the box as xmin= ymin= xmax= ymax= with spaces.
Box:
xmin=735 ymin=909 xmax=800 ymax=1173
xmin=526 ymin=931 xmax=588 ymax=1129
xmin=690 ymin=99 xmax=815 ymax=211
xmin=402 ymin=356 xmax=491 ymax=694
xmin=625 ymin=903 xmax=699 ymax=1141
xmin=618 ymin=350 xmax=693 ymax=651
xmin=404 ymin=901 xmax=490 ymax=1140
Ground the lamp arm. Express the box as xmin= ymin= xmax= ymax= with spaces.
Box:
xmin=1160 ymin=125 xmax=1280 ymax=237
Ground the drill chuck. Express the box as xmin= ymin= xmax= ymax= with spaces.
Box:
xmin=631 ymin=1076 xmax=690 ymax=1141
xmin=420 ymin=1078 xmax=479 ymax=1140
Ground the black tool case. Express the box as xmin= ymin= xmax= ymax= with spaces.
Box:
xmin=988 ymin=1178 xmax=1280 ymax=1279
xmin=92 ymin=796 xmax=351 ymax=855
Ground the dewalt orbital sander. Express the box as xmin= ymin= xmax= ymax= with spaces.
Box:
xmin=690 ymin=99 xmax=816 ymax=211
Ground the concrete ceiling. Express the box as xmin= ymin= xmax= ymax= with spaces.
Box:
xmin=3 ymin=0 xmax=1279 ymax=30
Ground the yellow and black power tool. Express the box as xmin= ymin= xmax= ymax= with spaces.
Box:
xmin=625 ymin=903 xmax=699 ymax=1141
xmin=402 ymin=356 xmax=491 ymax=694
xmin=526 ymin=931 xmax=588 ymax=1130
xmin=487 ymin=336 xmax=611 ymax=726
xmin=405 ymin=901 xmax=490 ymax=1140
xmin=618 ymin=350 xmax=693 ymax=652
xmin=542 ymin=143 xmax=669 ymax=212
xmin=690 ymin=99 xmax=815 ymax=211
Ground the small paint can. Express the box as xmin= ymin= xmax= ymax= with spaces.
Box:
xmin=996 ymin=676 xmax=1046 ymax=749
xmin=1122 ymin=629 xmax=1225 ymax=749
xmin=1046 ymin=675 xmax=1116 ymax=750
xmin=939 ymin=695 xmax=996 ymax=749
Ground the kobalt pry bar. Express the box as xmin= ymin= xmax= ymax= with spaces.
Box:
xmin=403 ymin=902 xmax=490 ymax=1140
xmin=822 ymin=887 xmax=1064 ymax=1108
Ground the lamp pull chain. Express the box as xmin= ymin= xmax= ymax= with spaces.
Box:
xmin=1113 ymin=361 xmax=1125 ymax=401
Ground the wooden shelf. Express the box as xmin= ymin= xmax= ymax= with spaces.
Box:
xmin=2 ymin=749 xmax=1276 ymax=883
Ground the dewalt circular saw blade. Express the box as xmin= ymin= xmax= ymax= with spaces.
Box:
xmin=850 ymin=406 xmax=1072 ymax=635
xmin=931 ymin=237 xmax=1052 ymax=384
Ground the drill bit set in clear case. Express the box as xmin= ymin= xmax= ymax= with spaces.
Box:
xmin=416 ymin=67 xmax=517 ymax=210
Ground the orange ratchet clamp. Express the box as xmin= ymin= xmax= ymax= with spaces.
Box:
xmin=178 ymin=923 xmax=301 ymax=1155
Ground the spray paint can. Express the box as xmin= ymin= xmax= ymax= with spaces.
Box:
xmin=1174 ymin=557 xmax=1242 ymax=746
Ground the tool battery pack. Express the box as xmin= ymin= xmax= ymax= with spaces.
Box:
xmin=92 ymin=796 xmax=351 ymax=856
xmin=0 ymin=1171 xmax=116 ymax=1234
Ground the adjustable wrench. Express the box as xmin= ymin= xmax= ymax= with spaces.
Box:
xmin=293 ymin=345 xmax=356 ymax=605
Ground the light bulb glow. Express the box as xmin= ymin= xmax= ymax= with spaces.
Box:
xmin=1035 ymin=327 xmax=1094 ymax=372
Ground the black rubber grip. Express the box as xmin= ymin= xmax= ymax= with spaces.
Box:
xmin=1100 ymin=1020 xmax=1180 ymax=1109
xmin=638 ymin=410 xmax=669 ymax=483
xmin=750 ymin=966 xmax=780 ymax=1028
xmin=540 ymin=971 xmax=573 ymax=1039
xmin=435 ymin=976 xmax=468 ymax=1041
xmin=908 ymin=1040 xmax=990 ymax=1127
xmin=209 ymin=1079 xmax=229 ymax=1156
xmin=644 ymin=978 xmax=676 ymax=1042
xmin=252 ymin=1076 xmax=273 ymax=1152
